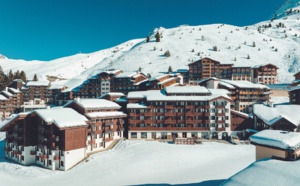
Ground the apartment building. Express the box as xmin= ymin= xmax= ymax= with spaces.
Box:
xmin=126 ymin=86 xmax=232 ymax=140
xmin=232 ymin=66 xmax=251 ymax=81
xmin=0 ymin=87 xmax=24 ymax=117
xmin=292 ymin=71 xmax=300 ymax=86
xmin=251 ymin=64 xmax=279 ymax=85
xmin=22 ymin=81 xmax=50 ymax=103
xmin=64 ymin=98 xmax=126 ymax=153
xmin=72 ymin=69 xmax=122 ymax=99
xmin=110 ymin=71 xmax=148 ymax=95
xmin=188 ymin=58 xmax=233 ymax=85
xmin=0 ymin=98 xmax=127 ymax=171
xmin=199 ymin=78 xmax=270 ymax=113
xmin=145 ymin=74 xmax=182 ymax=90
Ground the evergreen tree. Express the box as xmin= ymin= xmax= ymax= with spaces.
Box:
xmin=0 ymin=65 xmax=5 ymax=90
xmin=7 ymin=70 xmax=14 ymax=83
xmin=14 ymin=70 xmax=20 ymax=79
xmin=20 ymin=71 xmax=27 ymax=83
xmin=252 ymin=42 xmax=256 ymax=47
xmin=155 ymin=32 xmax=160 ymax=42
xmin=146 ymin=35 xmax=150 ymax=42
xmin=168 ymin=66 xmax=173 ymax=73
xmin=33 ymin=74 xmax=38 ymax=81
xmin=164 ymin=50 xmax=171 ymax=57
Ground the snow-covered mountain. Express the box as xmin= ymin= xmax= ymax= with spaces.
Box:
xmin=1 ymin=0 xmax=300 ymax=86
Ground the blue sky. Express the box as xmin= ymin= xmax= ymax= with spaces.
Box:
xmin=0 ymin=0 xmax=285 ymax=61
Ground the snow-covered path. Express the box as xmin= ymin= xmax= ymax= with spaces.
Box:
xmin=0 ymin=139 xmax=254 ymax=185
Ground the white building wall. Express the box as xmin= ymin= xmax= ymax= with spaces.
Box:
xmin=62 ymin=148 xmax=86 ymax=171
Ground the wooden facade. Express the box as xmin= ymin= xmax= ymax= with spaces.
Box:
xmin=251 ymin=64 xmax=278 ymax=85
xmin=232 ymin=67 xmax=251 ymax=81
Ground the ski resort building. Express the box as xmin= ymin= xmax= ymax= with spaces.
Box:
xmin=143 ymin=73 xmax=183 ymax=90
xmin=0 ymin=98 xmax=127 ymax=171
xmin=230 ymin=110 xmax=253 ymax=139
xmin=64 ymin=98 xmax=126 ymax=153
xmin=0 ymin=88 xmax=24 ymax=117
xmin=231 ymin=66 xmax=251 ymax=81
xmin=251 ymin=64 xmax=279 ymax=85
xmin=289 ymin=85 xmax=300 ymax=104
xmin=291 ymin=71 xmax=300 ymax=86
xmin=199 ymin=78 xmax=270 ymax=113
xmin=126 ymin=86 xmax=232 ymax=140
xmin=188 ymin=58 xmax=233 ymax=85
xmin=250 ymin=130 xmax=300 ymax=161
xmin=252 ymin=104 xmax=300 ymax=132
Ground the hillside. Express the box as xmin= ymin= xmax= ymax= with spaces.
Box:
xmin=1 ymin=0 xmax=300 ymax=88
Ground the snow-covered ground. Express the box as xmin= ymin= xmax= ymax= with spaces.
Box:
xmin=0 ymin=139 xmax=255 ymax=185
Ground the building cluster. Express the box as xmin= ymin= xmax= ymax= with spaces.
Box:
xmin=0 ymin=57 xmax=284 ymax=171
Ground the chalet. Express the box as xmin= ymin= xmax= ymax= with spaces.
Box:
xmin=22 ymin=81 xmax=50 ymax=103
xmin=188 ymin=58 xmax=233 ymax=85
xmin=145 ymin=74 xmax=182 ymax=90
xmin=250 ymin=130 xmax=300 ymax=161
xmin=252 ymin=104 xmax=300 ymax=132
xmin=292 ymin=71 xmax=300 ymax=86
xmin=0 ymin=108 xmax=88 ymax=171
xmin=126 ymin=86 xmax=232 ymax=140
xmin=64 ymin=98 xmax=126 ymax=152
xmin=199 ymin=78 xmax=270 ymax=113
xmin=230 ymin=109 xmax=254 ymax=139
xmin=71 ymin=69 xmax=122 ymax=99
xmin=110 ymin=71 xmax=148 ymax=95
xmin=251 ymin=64 xmax=279 ymax=85
xmin=289 ymin=85 xmax=300 ymax=104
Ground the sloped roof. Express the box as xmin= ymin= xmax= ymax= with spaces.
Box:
xmin=250 ymin=130 xmax=300 ymax=151
xmin=85 ymin=111 xmax=126 ymax=119
xmin=26 ymin=81 xmax=49 ymax=86
xmin=165 ymin=86 xmax=210 ymax=94
xmin=34 ymin=108 xmax=88 ymax=128
xmin=66 ymin=99 xmax=121 ymax=110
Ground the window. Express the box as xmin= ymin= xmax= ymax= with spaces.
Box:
xmin=131 ymin=132 xmax=137 ymax=139
xmin=61 ymin=161 xmax=64 ymax=167
xmin=49 ymin=160 xmax=52 ymax=165
xmin=141 ymin=132 xmax=147 ymax=139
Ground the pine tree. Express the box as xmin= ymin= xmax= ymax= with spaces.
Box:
xmin=155 ymin=32 xmax=160 ymax=42
xmin=138 ymin=67 xmax=142 ymax=72
xmin=33 ymin=74 xmax=38 ymax=81
xmin=0 ymin=65 xmax=5 ymax=90
xmin=168 ymin=66 xmax=173 ymax=73
xmin=246 ymin=54 xmax=250 ymax=59
xmin=146 ymin=35 xmax=150 ymax=42
xmin=252 ymin=42 xmax=256 ymax=47
xmin=164 ymin=50 xmax=171 ymax=57
xmin=20 ymin=71 xmax=27 ymax=83
xmin=7 ymin=70 xmax=14 ymax=83
xmin=14 ymin=70 xmax=20 ymax=79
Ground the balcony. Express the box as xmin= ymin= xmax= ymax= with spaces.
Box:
xmin=205 ymin=113 xmax=210 ymax=116
xmin=186 ymin=120 xmax=194 ymax=124
xmin=216 ymin=105 xmax=225 ymax=109
xmin=53 ymin=156 xmax=60 ymax=161
xmin=216 ymin=113 xmax=225 ymax=117
xmin=39 ymin=154 xmax=48 ymax=160
xmin=104 ymin=137 xmax=113 ymax=142
xmin=89 ymin=139 xmax=96 ymax=144
xmin=186 ymin=105 xmax=194 ymax=109
xmin=204 ymin=120 xmax=210 ymax=124
xmin=165 ymin=105 xmax=174 ymax=109
xmin=216 ymin=120 xmax=225 ymax=124
xmin=165 ymin=112 xmax=174 ymax=117
xmin=165 ymin=120 xmax=174 ymax=124
xmin=204 ymin=106 xmax=210 ymax=109
xmin=217 ymin=128 xmax=226 ymax=131
xmin=144 ymin=112 xmax=153 ymax=116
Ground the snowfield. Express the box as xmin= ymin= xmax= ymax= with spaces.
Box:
xmin=0 ymin=139 xmax=255 ymax=186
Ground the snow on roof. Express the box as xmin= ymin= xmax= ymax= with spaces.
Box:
xmin=231 ymin=109 xmax=249 ymax=118
xmin=85 ymin=111 xmax=126 ymax=119
xmin=106 ymin=92 xmax=125 ymax=96
xmin=176 ymin=69 xmax=189 ymax=72
xmin=115 ymin=97 xmax=128 ymax=103
xmin=157 ymin=77 xmax=176 ymax=85
xmin=222 ymin=159 xmax=300 ymax=186
xmin=134 ymin=78 xmax=149 ymax=85
xmin=0 ymin=95 xmax=8 ymax=100
xmin=253 ymin=104 xmax=300 ymax=126
xmin=34 ymin=108 xmax=88 ymax=128
xmin=1 ymin=91 xmax=13 ymax=97
xmin=221 ymin=79 xmax=269 ymax=89
xmin=128 ymin=89 xmax=231 ymax=102
xmin=250 ymin=130 xmax=300 ymax=151
xmin=165 ymin=86 xmax=210 ymax=94
xmin=26 ymin=81 xmax=49 ymax=86
xmin=8 ymin=87 xmax=21 ymax=93
xmin=48 ymin=80 xmax=68 ymax=90
xmin=69 ymin=99 xmax=121 ymax=110
xmin=0 ymin=114 xmax=19 ymax=130
xmin=115 ymin=71 xmax=137 ymax=78
xmin=219 ymin=81 xmax=235 ymax=89
xmin=127 ymin=103 xmax=149 ymax=109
